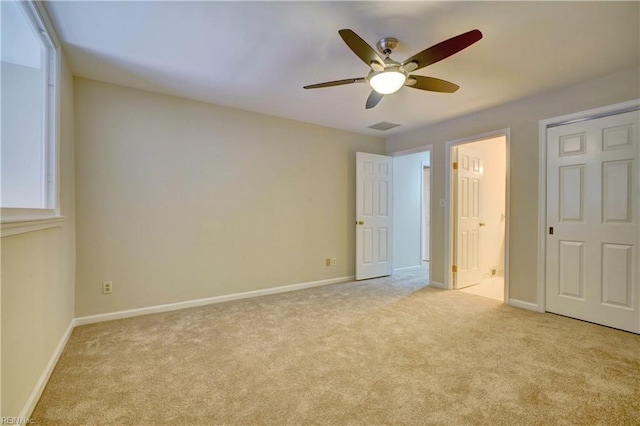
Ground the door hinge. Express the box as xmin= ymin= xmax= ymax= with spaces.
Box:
xmin=452 ymin=265 xmax=457 ymax=273
xmin=452 ymin=162 xmax=458 ymax=170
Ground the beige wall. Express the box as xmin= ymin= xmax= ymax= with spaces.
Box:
xmin=386 ymin=66 xmax=640 ymax=304
xmin=74 ymin=78 xmax=385 ymax=317
xmin=1 ymin=56 xmax=76 ymax=416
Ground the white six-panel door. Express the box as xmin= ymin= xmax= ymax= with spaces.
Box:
xmin=454 ymin=145 xmax=484 ymax=289
xmin=546 ymin=110 xmax=639 ymax=333
xmin=356 ymin=152 xmax=392 ymax=280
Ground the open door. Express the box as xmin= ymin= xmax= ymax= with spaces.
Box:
xmin=356 ymin=152 xmax=393 ymax=280
xmin=453 ymin=145 xmax=484 ymax=289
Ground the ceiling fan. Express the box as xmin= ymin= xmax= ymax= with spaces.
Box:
xmin=304 ymin=29 xmax=483 ymax=109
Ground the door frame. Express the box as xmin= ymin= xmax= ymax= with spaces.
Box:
xmin=390 ymin=144 xmax=432 ymax=279
xmin=421 ymin=163 xmax=430 ymax=265
xmin=537 ymin=99 xmax=640 ymax=313
xmin=445 ymin=128 xmax=510 ymax=302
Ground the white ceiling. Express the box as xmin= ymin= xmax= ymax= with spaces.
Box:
xmin=44 ymin=1 xmax=639 ymax=137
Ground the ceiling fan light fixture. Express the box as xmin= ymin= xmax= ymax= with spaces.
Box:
xmin=305 ymin=29 xmax=483 ymax=108
xmin=368 ymin=67 xmax=407 ymax=95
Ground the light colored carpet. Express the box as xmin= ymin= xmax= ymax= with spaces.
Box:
xmin=33 ymin=270 xmax=640 ymax=425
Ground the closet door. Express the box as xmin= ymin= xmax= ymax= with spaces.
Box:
xmin=546 ymin=110 xmax=639 ymax=333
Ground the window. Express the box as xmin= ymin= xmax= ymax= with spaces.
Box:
xmin=1 ymin=0 xmax=61 ymax=235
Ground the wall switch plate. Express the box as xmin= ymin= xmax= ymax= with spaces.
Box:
xmin=325 ymin=258 xmax=331 ymax=267
xmin=102 ymin=281 xmax=113 ymax=294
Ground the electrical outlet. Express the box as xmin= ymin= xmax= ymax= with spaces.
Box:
xmin=332 ymin=257 xmax=337 ymax=266
xmin=102 ymin=281 xmax=113 ymax=294
xmin=325 ymin=258 xmax=331 ymax=267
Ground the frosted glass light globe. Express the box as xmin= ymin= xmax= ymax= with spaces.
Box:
xmin=369 ymin=69 xmax=407 ymax=95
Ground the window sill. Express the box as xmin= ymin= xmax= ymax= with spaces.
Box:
xmin=1 ymin=214 xmax=65 ymax=237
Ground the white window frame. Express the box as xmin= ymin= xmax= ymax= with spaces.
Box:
xmin=1 ymin=0 xmax=63 ymax=237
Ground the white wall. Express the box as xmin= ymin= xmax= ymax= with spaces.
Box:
xmin=73 ymin=78 xmax=385 ymax=317
xmin=1 ymin=56 xmax=76 ymax=416
xmin=392 ymin=150 xmax=430 ymax=270
xmin=386 ymin=66 xmax=640 ymax=304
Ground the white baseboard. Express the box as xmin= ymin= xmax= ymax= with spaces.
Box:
xmin=19 ymin=320 xmax=74 ymax=419
xmin=508 ymin=298 xmax=543 ymax=312
xmin=429 ymin=281 xmax=447 ymax=289
xmin=74 ymin=275 xmax=354 ymax=326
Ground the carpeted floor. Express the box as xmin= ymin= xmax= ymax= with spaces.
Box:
xmin=32 ymin=270 xmax=640 ymax=425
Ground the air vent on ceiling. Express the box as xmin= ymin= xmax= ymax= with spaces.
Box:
xmin=368 ymin=121 xmax=401 ymax=131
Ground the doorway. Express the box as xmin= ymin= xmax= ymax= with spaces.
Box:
xmin=446 ymin=130 xmax=509 ymax=302
xmin=391 ymin=146 xmax=432 ymax=282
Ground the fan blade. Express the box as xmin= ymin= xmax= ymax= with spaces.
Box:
xmin=304 ymin=77 xmax=365 ymax=89
xmin=339 ymin=29 xmax=385 ymax=69
xmin=402 ymin=29 xmax=482 ymax=72
xmin=406 ymin=75 xmax=460 ymax=93
xmin=366 ymin=90 xmax=384 ymax=109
